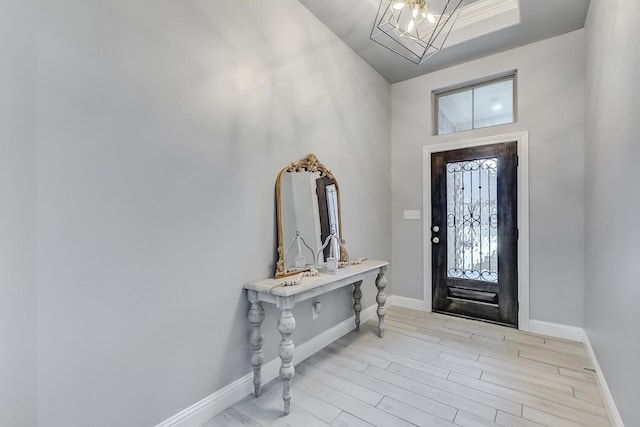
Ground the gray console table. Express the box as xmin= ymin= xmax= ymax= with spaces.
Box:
xmin=244 ymin=259 xmax=388 ymax=415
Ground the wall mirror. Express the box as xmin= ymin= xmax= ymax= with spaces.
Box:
xmin=275 ymin=154 xmax=347 ymax=278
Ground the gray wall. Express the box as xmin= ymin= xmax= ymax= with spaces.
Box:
xmin=391 ymin=30 xmax=586 ymax=326
xmin=0 ymin=1 xmax=37 ymax=426
xmin=0 ymin=0 xmax=392 ymax=425
xmin=584 ymin=0 xmax=640 ymax=424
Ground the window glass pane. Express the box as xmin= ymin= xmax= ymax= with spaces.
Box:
xmin=437 ymin=90 xmax=472 ymax=135
xmin=473 ymin=79 xmax=513 ymax=129
xmin=435 ymin=74 xmax=516 ymax=135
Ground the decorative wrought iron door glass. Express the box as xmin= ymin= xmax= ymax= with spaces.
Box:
xmin=446 ymin=158 xmax=498 ymax=282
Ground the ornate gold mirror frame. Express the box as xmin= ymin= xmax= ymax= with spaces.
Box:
xmin=275 ymin=154 xmax=347 ymax=278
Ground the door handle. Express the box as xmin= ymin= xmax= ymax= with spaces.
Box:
xmin=432 ymin=237 xmax=440 ymax=244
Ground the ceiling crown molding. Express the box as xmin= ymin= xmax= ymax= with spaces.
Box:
xmin=456 ymin=0 xmax=519 ymax=29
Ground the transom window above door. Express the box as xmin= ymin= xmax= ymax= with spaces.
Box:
xmin=434 ymin=72 xmax=517 ymax=135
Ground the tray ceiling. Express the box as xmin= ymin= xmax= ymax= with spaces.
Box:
xmin=298 ymin=0 xmax=591 ymax=83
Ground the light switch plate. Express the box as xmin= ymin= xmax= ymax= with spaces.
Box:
xmin=404 ymin=210 xmax=421 ymax=220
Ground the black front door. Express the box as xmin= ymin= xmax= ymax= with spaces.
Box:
xmin=431 ymin=142 xmax=518 ymax=327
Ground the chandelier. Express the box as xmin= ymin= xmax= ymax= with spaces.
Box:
xmin=370 ymin=0 xmax=465 ymax=64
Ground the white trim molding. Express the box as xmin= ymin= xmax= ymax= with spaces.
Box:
xmin=154 ymin=304 xmax=379 ymax=427
xmin=422 ymin=131 xmax=530 ymax=331
xmin=523 ymin=319 xmax=624 ymax=426
xmin=387 ymin=295 xmax=432 ymax=312
xmin=157 ymin=299 xmax=623 ymax=427
xmin=528 ymin=319 xmax=584 ymax=343
xmin=582 ymin=331 xmax=625 ymax=427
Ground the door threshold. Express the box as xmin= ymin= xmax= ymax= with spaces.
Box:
xmin=433 ymin=309 xmax=517 ymax=329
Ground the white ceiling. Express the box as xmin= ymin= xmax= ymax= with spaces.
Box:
xmin=297 ymin=0 xmax=591 ymax=83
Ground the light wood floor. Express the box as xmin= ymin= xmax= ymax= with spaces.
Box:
xmin=205 ymin=307 xmax=610 ymax=427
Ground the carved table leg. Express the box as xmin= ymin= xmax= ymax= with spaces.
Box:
xmin=375 ymin=266 xmax=387 ymax=338
xmin=277 ymin=296 xmax=296 ymax=415
xmin=352 ymin=280 xmax=363 ymax=331
xmin=247 ymin=290 xmax=265 ymax=397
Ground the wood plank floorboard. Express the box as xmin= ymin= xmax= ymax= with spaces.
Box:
xmin=330 ymin=412 xmax=374 ymax=427
xmin=206 ymin=306 xmax=611 ymax=426
xmin=330 ymin=364 xmax=460 ymax=421
xmin=439 ymin=352 xmax=599 ymax=396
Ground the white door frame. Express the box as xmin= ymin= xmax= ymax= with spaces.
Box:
xmin=422 ymin=131 xmax=530 ymax=331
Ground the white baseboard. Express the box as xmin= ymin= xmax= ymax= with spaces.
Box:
xmin=155 ymin=304 xmax=378 ymax=427
xmin=526 ymin=319 xmax=623 ymax=426
xmin=154 ymin=373 xmax=251 ymax=427
xmin=158 ymin=303 xmax=623 ymax=427
xmin=387 ymin=299 xmax=622 ymax=425
xmin=388 ymin=295 xmax=431 ymax=312
xmin=527 ymin=319 xmax=584 ymax=342
xmin=383 ymin=301 xmax=625 ymax=425
xmin=582 ymin=331 xmax=625 ymax=427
